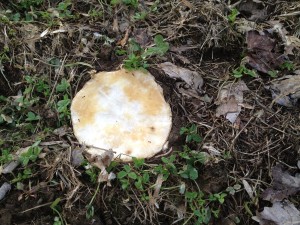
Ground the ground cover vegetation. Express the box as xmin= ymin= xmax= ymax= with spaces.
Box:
xmin=0 ymin=0 xmax=300 ymax=224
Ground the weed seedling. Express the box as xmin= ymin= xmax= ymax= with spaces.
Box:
xmin=0 ymin=149 xmax=13 ymax=164
xmin=19 ymin=141 xmax=42 ymax=166
xmin=228 ymin=8 xmax=239 ymax=24
xmin=180 ymin=124 xmax=202 ymax=143
xmin=51 ymin=198 xmax=65 ymax=225
xmin=123 ymin=35 xmax=169 ymax=70
xmin=133 ymin=11 xmax=147 ymax=21
xmin=56 ymin=94 xmax=71 ymax=121
xmin=280 ymin=61 xmax=294 ymax=71
xmin=232 ymin=65 xmax=257 ymax=78
xmin=86 ymin=182 xmax=100 ymax=219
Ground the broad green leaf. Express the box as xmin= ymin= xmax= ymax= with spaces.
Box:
xmin=56 ymin=78 xmax=70 ymax=93
xmin=117 ymin=170 xmax=127 ymax=179
xmin=128 ymin=172 xmax=137 ymax=180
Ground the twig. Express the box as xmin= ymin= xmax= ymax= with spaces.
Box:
xmin=20 ymin=198 xmax=67 ymax=213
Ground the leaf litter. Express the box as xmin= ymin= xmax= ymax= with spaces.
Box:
xmin=245 ymin=30 xmax=287 ymax=74
xmin=215 ymin=80 xmax=251 ymax=123
xmin=254 ymin=165 xmax=300 ymax=225
xmin=261 ymin=165 xmax=300 ymax=203
xmin=158 ymin=62 xmax=204 ymax=93
xmin=253 ymin=200 xmax=300 ymax=225
xmin=267 ymin=72 xmax=300 ymax=107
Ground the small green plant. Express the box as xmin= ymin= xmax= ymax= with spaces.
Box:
xmin=86 ymin=182 xmax=100 ymax=220
xmin=56 ymin=94 xmax=71 ymax=120
xmin=123 ymin=34 xmax=169 ymax=70
xmin=133 ymin=11 xmax=147 ymax=21
xmin=280 ymin=61 xmax=294 ymax=71
xmin=267 ymin=70 xmax=278 ymax=78
xmin=53 ymin=216 xmax=62 ymax=225
xmin=19 ymin=141 xmax=42 ymax=166
xmin=18 ymin=0 xmax=44 ymax=10
xmin=178 ymin=124 xmax=206 ymax=181
xmin=85 ymin=166 xmax=99 ymax=183
xmin=209 ymin=192 xmax=227 ymax=204
xmin=57 ymin=0 xmax=73 ymax=19
xmin=56 ymin=78 xmax=70 ymax=93
xmin=117 ymin=163 xmax=149 ymax=190
xmin=228 ymin=8 xmax=239 ymax=24
xmin=178 ymin=146 xmax=207 ymax=180
xmin=183 ymin=190 xmax=227 ymax=225
xmin=232 ymin=65 xmax=257 ymax=78
xmin=116 ymin=158 xmax=151 ymax=191
xmin=11 ymin=168 xmax=32 ymax=184
xmin=226 ymin=184 xmax=241 ymax=195
xmin=111 ymin=0 xmax=138 ymax=8
xmin=50 ymin=198 xmax=65 ymax=225
xmin=88 ymin=9 xmax=103 ymax=19
xmin=0 ymin=149 xmax=13 ymax=164
xmin=180 ymin=124 xmax=202 ymax=143
xmin=25 ymin=111 xmax=41 ymax=122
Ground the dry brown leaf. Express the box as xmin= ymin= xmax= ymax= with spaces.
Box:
xmin=269 ymin=21 xmax=300 ymax=55
xmin=113 ymin=17 xmax=119 ymax=33
xmin=262 ymin=165 xmax=300 ymax=202
xmin=253 ymin=201 xmax=300 ymax=225
xmin=71 ymin=148 xmax=84 ymax=167
xmin=237 ymin=0 xmax=268 ymax=22
xmin=245 ymin=30 xmax=286 ymax=73
xmin=181 ymin=0 xmax=193 ymax=9
xmin=117 ymin=28 xmax=130 ymax=47
xmin=85 ymin=150 xmax=114 ymax=184
xmin=215 ymin=81 xmax=249 ymax=123
xmin=242 ymin=179 xmax=254 ymax=200
xmin=133 ymin=28 xmax=150 ymax=47
xmin=149 ymin=174 xmax=164 ymax=209
xmin=158 ymin=62 xmax=203 ymax=92
xmin=267 ymin=74 xmax=300 ymax=107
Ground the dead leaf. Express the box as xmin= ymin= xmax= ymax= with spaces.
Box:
xmin=53 ymin=126 xmax=69 ymax=137
xmin=150 ymin=174 xmax=164 ymax=209
xmin=242 ymin=179 xmax=254 ymax=200
xmin=117 ymin=28 xmax=130 ymax=47
xmin=71 ymin=148 xmax=84 ymax=167
xmin=85 ymin=150 xmax=114 ymax=184
xmin=269 ymin=21 xmax=300 ymax=55
xmin=164 ymin=202 xmax=186 ymax=222
xmin=267 ymin=74 xmax=300 ymax=107
xmin=0 ymin=182 xmax=11 ymax=201
xmin=158 ymin=62 xmax=203 ymax=92
xmin=21 ymin=24 xmax=40 ymax=53
xmin=236 ymin=18 xmax=257 ymax=34
xmin=181 ymin=0 xmax=193 ymax=9
xmin=133 ymin=28 xmax=150 ymax=47
xmin=261 ymin=165 xmax=300 ymax=202
xmin=237 ymin=0 xmax=268 ymax=22
xmin=215 ymin=81 xmax=249 ymax=123
xmin=253 ymin=201 xmax=300 ymax=225
xmin=113 ymin=17 xmax=119 ymax=33
xmin=245 ymin=30 xmax=286 ymax=73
